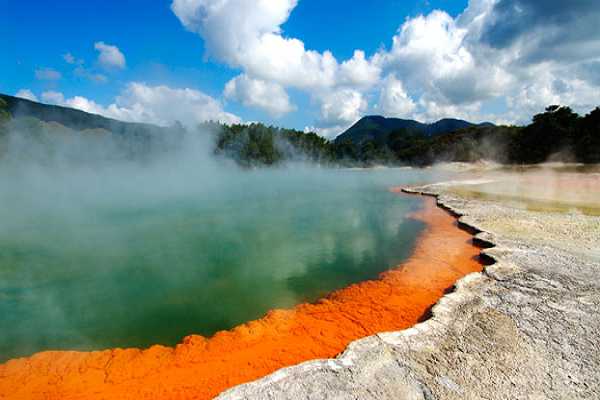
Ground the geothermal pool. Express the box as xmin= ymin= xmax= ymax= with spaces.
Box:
xmin=0 ymin=166 xmax=439 ymax=361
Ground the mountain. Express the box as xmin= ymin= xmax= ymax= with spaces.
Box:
xmin=334 ymin=115 xmax=494 ymax=145
xmin=0 ymin=93 xmax=333 ymax=166
xmin=3 ymin=94 xmax=597 ymax=166
xmin=0 ymin=94 xmax=164 ymax=137
xmin=0 ymin=93 xmax=192 ymax=162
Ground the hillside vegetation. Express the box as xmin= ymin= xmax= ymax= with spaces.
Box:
xmin=208 ymin=105 xmax=600 ymax=166
xmin=0 ymin=94 xmax=598 ymax=166
xmin=334 ymin=115 xmax=493 ymax=146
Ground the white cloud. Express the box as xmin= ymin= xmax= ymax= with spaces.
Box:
xmin=35 ymin=68 xmax=62 ymax=81
xmin=385 ymin=11 xmax=471 ymax=79
xmin=41 ymin=91 xmax=109 ymax=116
xmin=66 ymin=96 xmax=111 ymax=116
xmin=170 ymin=0 xmax=600 ymax=135
xmin=38 ymin=83 xmax=240 ymax=127
xmin=414 ymin=96 xmax=484 ymax=123
xmin=376 ymin=75 xmax=416 ymax=117
xmin=171 ymin=0 xmax=352 ymax=90
xmin=15 ymin=89 xmax=38 ymax=102
xmin=369 ymin=0 xmax=600 ymax=124
xmin=378 ymin=8 xmax=511 ymax=106
xmin=94 ymin=42 xmax=126 ymax=69
xmin=62 ymin=51 xmax=108 ymax=83
xmin=303 ymin=124 xmax=350 ymax=140
xmin=339 ymin=50 xmax=381 ymax=88
xmin=224 ymin=74 xmax=295 ymax=117
xmin=111 ymin=83 xmax=240 ymax=126
xmin=507 ymin=67 xmax=600 ymax=123
xmin=318 ymin=88 xmax=367 ymax=127
xmin=170 ymin=0 xmax=384 ymax=134
xmin=63 ymin=53 xmax=84 ymax=65
xmin=74 ymin=66 xmax=108 ymax=83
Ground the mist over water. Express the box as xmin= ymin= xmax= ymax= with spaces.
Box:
xmin=0 ymin=123 xmax=444 ymax=361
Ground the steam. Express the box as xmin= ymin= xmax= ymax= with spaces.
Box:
xmin=0 ymin=116 xmax=441 ymax=361
xmin=6 ymin=112 xmax=594 ymax=364
xmin=440 ymin=162 xmax=600 ymax=215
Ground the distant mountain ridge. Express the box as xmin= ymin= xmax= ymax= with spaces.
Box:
xmin=1 ymin=93 xmax=599 ymax=165
xmin=334 ymin=115 xmax=494 ymax=145
xmin=0 ymin=94 xmax=161 ymax=136
xmin=2 ymin=94 xmax=493 ymax=146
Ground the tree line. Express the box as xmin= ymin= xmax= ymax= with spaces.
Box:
xmin=207 ymin=105 xmax=600 ymax=167
xmin=1 ymin=97 xmax=598 ymax=167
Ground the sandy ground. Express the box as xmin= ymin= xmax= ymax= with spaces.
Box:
xmin=0 ymin=197 xmax=483 ymax=400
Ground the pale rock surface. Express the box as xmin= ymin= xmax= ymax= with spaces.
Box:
xmin=217 ymin=182 xmax=600 ymax=400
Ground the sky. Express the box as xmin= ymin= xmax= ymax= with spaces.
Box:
xmin=1 ymin=0 xmax=599 ymax=138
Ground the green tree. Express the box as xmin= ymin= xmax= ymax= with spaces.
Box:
xmin=332 ymin=139 xmax=358 ymax=162
xmin=576 ymin=107 xmax=600 ymax=163
xmin=511 ymin=105 xmax=579 ymax=163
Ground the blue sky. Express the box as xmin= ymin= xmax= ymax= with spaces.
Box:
xmin=2 ymin=0 xmax=598 ymax=137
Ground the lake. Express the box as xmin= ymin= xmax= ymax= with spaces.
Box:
xmin=0 ymin=165 xmax=443 ymax=361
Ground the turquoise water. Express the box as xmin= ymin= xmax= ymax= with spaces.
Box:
xmin=0 ymin=166 xmax=437 ymax=361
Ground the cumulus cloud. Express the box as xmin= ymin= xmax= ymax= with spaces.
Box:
xmin=174 ymin=0 xmax=600 ymax=133
xmin=371 ymin=0 xmax=600 ymax=123
xmin=507 ymin=68 xmax=600 ymax=123
xmin=414 ymin=96 xmax=486 ymax=123
xmin=224 ymin=74 xmax=295 ymax=117
xmin=318 ymin=88 xmax=367 ymax=127
xmin=379 ymin=8 xmax=511 ymax=108
xmin=171 ymin=0 xmax=338 ymax=89
xmin=15 ymin=89 xmax=38 ymax=102
xmin=35 ymin=68 xmax=62 ymax=81
xmin=339 ymin=50 xmax=381 ymax=88
xmin=480 ymin=0 xmax=600 ymax=63
xmin=111 ymin=83 xmax=240 ymax=125
xmin=37 ymin=83 xmax=240 ymax=127
xmin=171 ymin=0 xmax=382 ymax=132
xmin=94 ymin=42 xmax=126 ymax=69
xmin=384 ymin=11 xmax=471 ymax=81
xmin=376 ymin=75 xmax=416 ymax=118
xmin=303 ymin=124 xmax=349 ymax=140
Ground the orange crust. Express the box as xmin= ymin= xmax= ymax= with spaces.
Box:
xmin=0 ymin=194 xmax=482 ymax=400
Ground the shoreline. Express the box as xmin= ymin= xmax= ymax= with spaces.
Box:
xmin=218 ymin=179 xmax=600 ymax=399
xmin=0 ymin=195 xmax=484 ymax=400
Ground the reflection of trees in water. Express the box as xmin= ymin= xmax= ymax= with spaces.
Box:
xmin=0 ymin=179 xmax=424 ymax=362
xmin=285 ymin=196 xmax=424 ymax=303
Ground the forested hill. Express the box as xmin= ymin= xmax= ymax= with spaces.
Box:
xmin=331 ymin=105 xmax=599 ymax=165
xmin=334 ymin=115 xmax=494 ymax=146
xmin=0 ymin=94 xmax=330 ymax=165
xmin=0 ymin=94 xmax=163 ymax=137
xmin=1 ymin=94 xmax=598 ymax=166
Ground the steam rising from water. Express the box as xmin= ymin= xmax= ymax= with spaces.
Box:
xmin=439 ymin=162 xmax=600 ymax=215
xmin=0 ymin=120 xmax=440 ymax=361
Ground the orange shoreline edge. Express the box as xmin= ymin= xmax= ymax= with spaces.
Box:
xmin=0 ymin=192 xmax=483 ymax=400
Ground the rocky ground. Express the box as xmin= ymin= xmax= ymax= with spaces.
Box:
xmin=217 ymin=180 xmax=600 ymax=400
